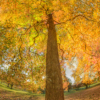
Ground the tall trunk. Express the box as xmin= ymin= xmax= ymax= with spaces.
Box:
xmin=45 ymin=14 xmax=64 ymax=100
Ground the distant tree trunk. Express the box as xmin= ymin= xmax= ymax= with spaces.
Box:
xmin=68 ymin=88 xmax=69 ymax=92
xmin=98 ymin=71 xmax=100 ymax=80
xmin=68 ymin=85 xmax=71 ymax=92
xmin=45 ymin=14 xmax=64 ymax=100
xmin=7 ymin=83 xmax=9 ymax=87
xmin=11 ymin=83 xmax=13 ymax=89
xmin=86 ymin=85 xmax=88 ymax=89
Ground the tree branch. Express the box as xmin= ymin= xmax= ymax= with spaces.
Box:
xmin=54 ymin=14 xmax=96 ymax=25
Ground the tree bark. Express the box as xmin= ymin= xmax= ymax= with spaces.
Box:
xmin=45 ymin=14 xmax=64 ymax=100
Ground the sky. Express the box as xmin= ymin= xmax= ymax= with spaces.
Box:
xmin=65 ymin=58 xmax=78 ymax=85
xmin=65 ymin=66 xmax=75 ymax=84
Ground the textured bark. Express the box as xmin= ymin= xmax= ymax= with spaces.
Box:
xmin=45 ymin=14 xmax=64 ymax=100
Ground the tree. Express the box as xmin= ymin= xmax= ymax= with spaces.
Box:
xmin=46 ymin=14 xmax=64 ymax=100
xmin=63 ymin=74 xmax=72 ymax=92
xmin=71 ymin=56 xmax=95 ymax=89
xmin=0 ymin=0 xmax=99 ymax=100
xmin=82 ymin=74 xmax=93 ymax=89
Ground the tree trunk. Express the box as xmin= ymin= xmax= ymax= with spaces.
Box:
xmin=45 ymin=14 xmax=64 ymax=100
xmin=68 ymin=88 xmax=69 ymax=92
xmin=7 ymin=83 xmax=9 ymax=87
xmin=86 ymin=85 xmax=88 ymax=89
xmin=68 ymin=85 xmax=70 ymax=92
xmin=11 ymin=83 xmax=13 ymax=89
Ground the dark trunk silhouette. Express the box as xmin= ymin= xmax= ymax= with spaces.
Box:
xmin=86 ymin=85 xmax=88 ymax=89
xmin=68 ymin=85 xmax=71 ymax=92
xmin=11 ymin=83 xmax=13 ymax=89
xmin=7 ymin=83 xmax=9 ymax=87
xmin=45 ymin=14 xmax=64 ymax=100
xmin=84 ymin=83 xmax=88 ymax=89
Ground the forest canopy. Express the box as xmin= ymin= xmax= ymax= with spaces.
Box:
xmin=0 ymin=0 xmax=99 ymax=100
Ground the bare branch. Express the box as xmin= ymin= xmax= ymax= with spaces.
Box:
xmin=32 ymin=25 xmax=40 ymax=44
xmin=54 ymin=14 xmax=96 ymax=25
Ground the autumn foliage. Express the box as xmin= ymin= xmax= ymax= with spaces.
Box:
xmin=0 ymin=0 xmax=99 ymax=100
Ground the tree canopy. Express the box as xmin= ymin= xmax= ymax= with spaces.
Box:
xmin=0 ymin=0 xmax=100 ymax=100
